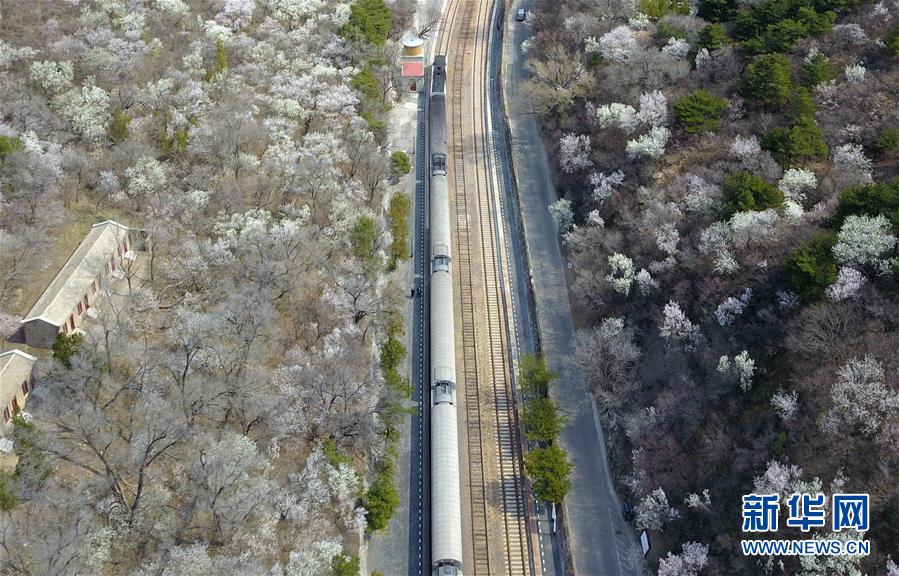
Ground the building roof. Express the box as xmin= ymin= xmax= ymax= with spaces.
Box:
xmin=0 ymin=349 xmax=36 ymax=411
xmin=402 ymin=61 xmax=425 ymax=78
xmin=22 ymin=220 xmax=129 ymax=327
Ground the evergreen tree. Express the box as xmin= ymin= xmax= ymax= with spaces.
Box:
xmin=525 ymin=445 xmax=573 ymax=503
xmin=674 ymin=90 xmax=727 ymax=134
xmin=740 ymin=53 xmax=793 ymax=108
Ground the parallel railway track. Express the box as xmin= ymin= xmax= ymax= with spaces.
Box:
xmin=435 ymin=0 xmax=531 ymax=574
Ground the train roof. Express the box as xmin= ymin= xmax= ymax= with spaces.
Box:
xmin=431 ymin=55 xmax=446 ymax=94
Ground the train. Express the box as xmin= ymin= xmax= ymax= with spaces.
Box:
xmin=429 ymin=55 xmax=464 ymax=576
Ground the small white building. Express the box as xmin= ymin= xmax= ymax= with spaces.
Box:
xmin=21 ymin=220 xmax=133 ymax=348
xmin=0 ymin=350 xmax=36 ymax=430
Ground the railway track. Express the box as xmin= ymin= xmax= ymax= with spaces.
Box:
xmin=435 ymin=1 xmax=531 ymax=574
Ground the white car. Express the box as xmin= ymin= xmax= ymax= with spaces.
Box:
xmin=516 ymin=8 xmax=526 ymax=21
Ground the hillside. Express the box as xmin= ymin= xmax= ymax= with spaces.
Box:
xmin=523 ymin=0 xmax=898 ymax=573
xmin=0 ymin=1 xmax=412 ymax=573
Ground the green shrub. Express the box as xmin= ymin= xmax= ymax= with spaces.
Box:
xmin=517 ymin=354 xmax=558 ymax=396
xmin=762 ymin=19 xmax=808 ymax=52
xmin=772 ymin=430 xmax=789 ymax=459
xmin=160 ymin=127 xmax=189 ymax=156
xmin=732 ymin=0 xmax=835 ymax=47
xmin=365 ymin=460 xmax=400 ymax=531
xmin=330 ymin=554 xmax=361 ymax=576
xmin=341 ymin=0 xmax=392 ymax=46
xmin=697 ymin=0 xmax=738 ymax=22
xmin=761 ymin=117 xmax=828 ymax=166
xmin=390 ymin=151 xmax=411 ymax=176
xmin=871 ymin=127 xmax=899 ymax=156
xmin=12 ymin=414 xmax=52 ymax=492
xmin=387 ymin=191 xmax=410 ymax=266
xmin=655 ymin=22 xmax=688 ymax=43
xmin=832 ymin=178 xmax=899 ymax=234
xmin=641 ymin=0 xmax=691 ymax=19
xmin=525 ymin=445 xmax=573 ymax=503
xmin=352 ymin=68 xmax=381 ymax=104
xmin=740 ymin=53 xmax=793 ymax=108
xmin=732 ymin=9 xmax=763 ymax=41
xmin=361 ymin=111 xmax=386 ymax=143
xmin=380 ymin=332 xmax=406 ymax=374
xmin=797 ymin=6 xmax=835 ymax=36
xmin=0 ymin=472 xmax=18 ymax=512
xmin=801 ymin=52 xmax=834 ymax=86
xmin=521 ymin=397 xmax=566 ymax=442
xmin=698 ymin=24 xmax=728 ymax=50
xmin=813 ymin=0 xmax=859 ymax=11
xmin=204 ymin=38 xmax=229 ymax=81
xmin=786 ymin=232 xmax=838 ymax=302
xmin=723 ymin=171 xmax=784 ymax=217
xmin=0 ymin=135 xmax=24 ymax=162
xmin=52 ymin=332 xmax=84 ymax=369
xmin=351 ymin=215 xmax=378 ymax=264
xmin=885 ymin=25 xmax=899 ymax=56
xmin=322 ymin=439 xmax=354 ymax=469
xmin=788 ymin=88 xmax=816 ymax=120
xmin=673 ymin=90 xmax=727 ymax=134
xmin=110 ymin=107 xmax=130 ymax=142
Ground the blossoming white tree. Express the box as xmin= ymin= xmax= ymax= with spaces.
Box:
xmin=778 ymin=168 xmax=816 ymax=204
xmin=826 ymin=267 xmax=866 ymax=301
xmin=606 ymin=253 xmax=636 ymax=296
xmin=729 ymin=209 xmax=779 ymax=249
xmin=771 ymin=389 xmax=799 ymax=421
xmin=695 ymin=48 xmax=711 ymax=70
xmin=656 ymin=223 xmax=680 ymax=256
xmin=832 ymin=143 xmax=872 ymax=187
xmin=714 ymin=288 xmax=752 ymax=326
xmin=683 ymin=490 xmax=711 ymax=510
xmin=125 ymin=156 xmax=167 ymax=202
xmin=832 ymin=214 xmax=896 ymax=267
xmin=598 ymin=26 xmax=639 ymax=63
xmin=734 ymin=350 xmax=755 ymax=391
xmin=659 ymin=301 xmax=700 ymax=348
xmin=699 ymin=221 xmax=739 ymax=274
xmin=549 ymin=198 xmax=574 ymax=232
xmin=29 ymin=60 xmax=74 ymax=94
xmin=754 ymin=460 xmax=804 ymax=499
xmin=626 ymin=126 xmax=670 ymax=159
xmin=684 ymin=174 xmax=717 ymax=213
xmin=594 ymin=102 xmax=638 ymax=133
xmin=590 ymin=170 xmax=625 ymax=203
xmin=637 ymin=90 xmax=668 ymax=126
xmin=661 ymin=37 xmax=691 ymax=59
xmin=844 ymin=63 xmax=866 ymax=84
xmin=53 ymin=80 xmax=111 ymax=141
xmin=635 ymin=268 xmax=657 ymax=295
xmin=658 ymin=542 xmax=709 ymax=576
xmin=636 ymin=488 xmax=679 ymax=531
xmin=828 ymin=355 xmax=899 ymax=436
xmin=730 ymin=135 xmax=761 ymax=163
xmin=559 ymin=133 xmax=592 ymax=173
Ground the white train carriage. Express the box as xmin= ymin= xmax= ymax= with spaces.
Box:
xmin=429 ymin=270 xmax=456 ymax=404
xmin=430 ymin=173 xmax=451 ymax=271
xmin=431 ymin=400 xmax=463 ymax=575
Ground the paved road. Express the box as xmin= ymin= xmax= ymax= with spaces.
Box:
xmin=499 ymin=2 xmax=643 ymax=575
